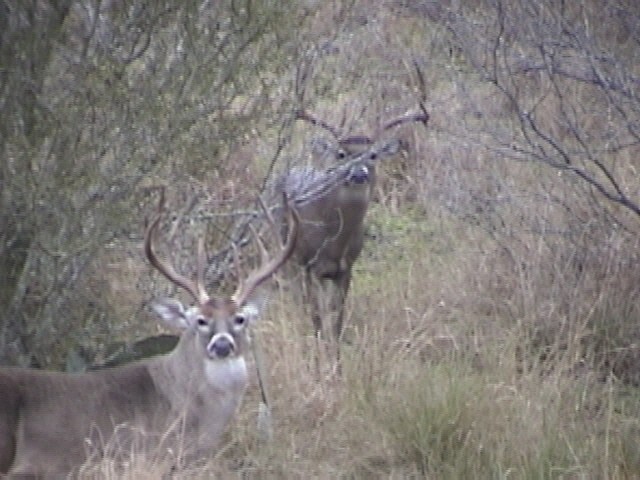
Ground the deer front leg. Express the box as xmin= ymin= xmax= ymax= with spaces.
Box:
xmin=308 ymin=274 xmax=334 ymax=342
xmin=309 ymin=272 xmax=350 ymax=368
xmin=303 ymin=271 xmax=336 ymax=372
xmin=332 ymin=269 xmax=351 ymax=344
xmin=302 ymin=269 xmax=323 ymax=337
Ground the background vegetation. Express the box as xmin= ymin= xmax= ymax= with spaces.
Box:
xmin=2 ymin=0 xmax=640 ymax=477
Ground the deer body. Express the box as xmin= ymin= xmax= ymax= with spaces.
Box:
xmin=0 ymin=299 xmax=251 ymax=478
xmin=287 ymin=166 xmax=371 ymax=274
xmin=279 ymin=108 xmax=428 ymax=356
xmin=279 ymin=139 xmax=395 ymax=351
xmin=0 ymin=193 xmax=298 ymax=478
xmin=289 ymin=171 xmax=370 ymax=344
xmin=1 ymin=363 xmax=165 ymax=475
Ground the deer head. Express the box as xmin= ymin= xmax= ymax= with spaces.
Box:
xmin=145 ymin=191 xmax=298 ymax=365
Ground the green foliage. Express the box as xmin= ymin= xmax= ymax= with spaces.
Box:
xmin=370 ymin=362 xmax=485 ymax=476
xmin=346 ymin=348 xmax=640 ymax=478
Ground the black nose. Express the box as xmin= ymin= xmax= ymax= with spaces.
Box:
xmin=349 ymin=166 xmax=370 ymax=184
xmin=210 ymin=336 xmax=234 ymax=358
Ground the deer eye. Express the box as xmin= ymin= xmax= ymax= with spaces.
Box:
xmin=196 ymin=317 xmax=208 ymax=328
xmin=337 ymin=151 xmax=347 ymax=160
xmin=233 ymin=314 xmax=247 ymax=328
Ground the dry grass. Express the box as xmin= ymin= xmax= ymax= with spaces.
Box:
xmin=79 ymin=201 xmax=640 ymax=478
xmin=76 ymin=1 xmax=640 ymax=477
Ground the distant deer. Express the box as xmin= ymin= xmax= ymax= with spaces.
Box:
xmin=0 ymin=191 xmax=298 ymax=478
xmin=276 ymin=106 xmax=429 ymax=359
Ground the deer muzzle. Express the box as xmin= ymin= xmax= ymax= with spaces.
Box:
xmin=207 ymin=333 xmax=236 ymax=359
xmin=347 ymin=164 xmax=370 ymax=185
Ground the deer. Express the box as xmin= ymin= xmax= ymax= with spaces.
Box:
xmin=275 ymin=106 xmax=429 ymax=362
xmin=0 ymin=191 xmax=298 ymax=478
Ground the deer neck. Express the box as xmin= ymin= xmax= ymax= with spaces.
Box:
xmin=138 ymin=333 xmax=247 ymax=453
xmin=331 ymin=183 xmax=370 ymax=226
xmin=150 ymin=331 xmax=249 ymax=410
xmin=338 ymin=187 xmax=371 ymax=213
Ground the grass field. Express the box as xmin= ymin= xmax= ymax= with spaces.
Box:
xmin=79 ymin=202 xmax=640 ymax=478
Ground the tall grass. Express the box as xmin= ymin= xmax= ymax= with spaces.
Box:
xmin=79 ymin=1 xmax=640 ymax=476
xmin=80 ymin=203 xmax=640 ymax=478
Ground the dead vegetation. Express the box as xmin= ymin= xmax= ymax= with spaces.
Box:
xmin=2 ymin=0 xmax=640 ymax=477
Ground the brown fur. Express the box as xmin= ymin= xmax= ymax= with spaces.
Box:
xmin=0 ymin=322 xmax=253 ymax=478
xmin=0 ymin=363 xmax=165 ymax=474
xmin=278 ymin=138 xmax=399 ymax=355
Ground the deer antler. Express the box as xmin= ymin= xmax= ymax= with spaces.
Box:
xmin=378 ymin=59 xmax=431 ymax=134
xmin=232 ymin=199 xmax=299 ymax=307
xmin=378 ymin=62 xmax=430 ymax=134
xmin=380 ymin=111 xmax=430 ymax=133
xmin=145 ymin=189 xmax=210 ymax=304
xmin=295 ymin=109 xmax=342 ymax=139
xmin=298 ymin=100 xmax=428 ymax=143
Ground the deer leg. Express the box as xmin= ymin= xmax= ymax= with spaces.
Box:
xmin=308 ymin=272 xmax=347 ymax=368
xmin=304 ymin=271 xmax=326 ymax=372
xmin=323 ymin=270 xmax=351 ymax=371
xmin=305 ymin=272 xmax=341 ymax=373
xmin=332 ymin=269 xmax=352 ymax=343
xmin=316 ymin=277 xmax=336 ymax=343
xmin=304 ymin=270 xmax=324 ymax=336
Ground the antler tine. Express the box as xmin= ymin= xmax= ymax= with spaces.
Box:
xmin=256 ymin=195 xmax=279 ymax=241
xmin=379 ymin=110 xmax=430 ymax=134
xmin=196 ymin=237 xmax=209 ymax=302
xmin=145 ymin=190 xmax=209 ymax=304
xmin=295 ymin=109 xmax=341 ymax=139
xmin=413 ymin=57 xmax=430 ymax=122
xmin=251 ymin=196 xmax=283 ymax=268
xmin=381 ymin=111 xmax=429 ymax=132
xmin=248 ymin=222 xmax=270 ymax=268
xmin=232 ymin=199 xmax=299 ymax=306
xmin=294 ymin=59 xmax=312 ymax=108
xmin=376 ymin=59 xmax=430 ymax=136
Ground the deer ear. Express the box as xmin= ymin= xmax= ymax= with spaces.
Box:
xmin=239 ymin=291 xmax=268 ymax=325
xmin=151 ymin=298 xmax=190 ymax=331
xmin=310 ymin=137 xmax=338 ymax=159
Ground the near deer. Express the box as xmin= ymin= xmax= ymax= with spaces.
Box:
xmin=276 ymin=107 xmax=429 ymax=360
xmin=0 ymin=192 xmax=298 ymax=478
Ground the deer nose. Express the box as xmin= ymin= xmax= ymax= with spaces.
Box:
xmin=208 ymin=334 xmax=235 ymax=359
xmin=349 ymin=165 xmax=370 ymax=184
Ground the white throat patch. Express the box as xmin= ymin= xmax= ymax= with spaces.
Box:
xmin=204 ymin=356 xmax=248 ymax=392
